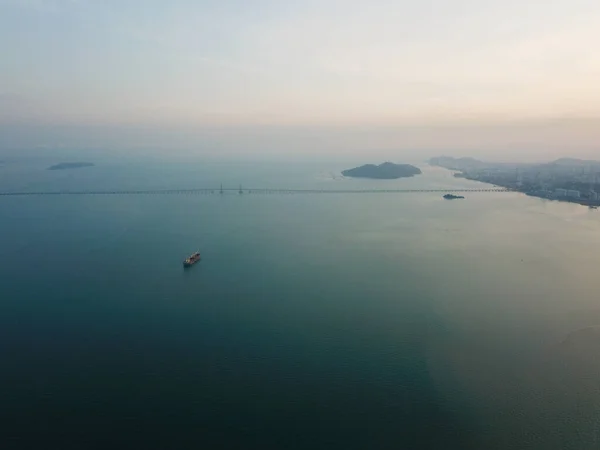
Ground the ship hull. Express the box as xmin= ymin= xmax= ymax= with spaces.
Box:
xmin=183 ymin=252 xmax=201 ymax=267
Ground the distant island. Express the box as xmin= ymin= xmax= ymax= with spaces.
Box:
xmin=443 ymin=194 xmax=465 ymax=200
xmin=430 ymin=156 xmax=600 ymax=207
xmin=342 ymin=162 xmax=422 ymax=179
xmin=47 ymin=162 xmax=95 ymax=170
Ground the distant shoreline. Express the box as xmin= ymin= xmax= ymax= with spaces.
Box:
xmin=47 ymin=162 xmax=95 ymax=171
xmin=430 ymin=156 xmax=600 ymax=209
xmin=453 ymin=172 xmax=600 ymax=208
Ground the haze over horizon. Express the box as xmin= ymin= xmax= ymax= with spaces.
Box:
xmin=1 ymin=0 xmax=599 ymax=160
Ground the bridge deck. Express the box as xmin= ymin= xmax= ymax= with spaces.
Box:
xmin=0 ymin=188 xmax=511 ymax=196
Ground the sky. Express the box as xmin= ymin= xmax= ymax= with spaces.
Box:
xmin=1 ymin=0 xmax=600 ymax=159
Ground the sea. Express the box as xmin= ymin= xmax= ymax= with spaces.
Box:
xmin=1 ymin=154 xmax=600 ymax=449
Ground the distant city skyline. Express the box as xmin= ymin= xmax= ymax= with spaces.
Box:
xmin=1 ymin=0 xmax=600 ymax=157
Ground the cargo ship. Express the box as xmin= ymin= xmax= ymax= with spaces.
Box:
xmin=183 ymin=251 xmax=201 ymax=268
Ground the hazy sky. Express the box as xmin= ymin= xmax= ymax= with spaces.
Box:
xmin=1 ymin=0 xmax=599 ymax=157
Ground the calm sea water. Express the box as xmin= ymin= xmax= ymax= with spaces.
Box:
xmin=2 ymin=157 xmax=600 ymax=449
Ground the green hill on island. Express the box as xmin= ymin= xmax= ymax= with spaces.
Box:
xmin=342 ymin=162 xmax=422 ymax=179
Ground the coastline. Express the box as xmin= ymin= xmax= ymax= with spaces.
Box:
xmin=454 ymin=172 xmax=600 ymax=209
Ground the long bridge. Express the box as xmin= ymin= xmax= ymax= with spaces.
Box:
xmin=0 ymin=187 xmax=512 ymax=196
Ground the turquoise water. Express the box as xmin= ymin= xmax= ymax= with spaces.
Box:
xmin=2 ymin=158 xmax=600 ymax=449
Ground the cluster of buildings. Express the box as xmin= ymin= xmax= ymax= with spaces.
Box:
xmin=552 ymin=188 xmax=598 ymax=200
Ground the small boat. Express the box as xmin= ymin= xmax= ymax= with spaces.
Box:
xmin=183 ymin=251 xmax=201 ymax=268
